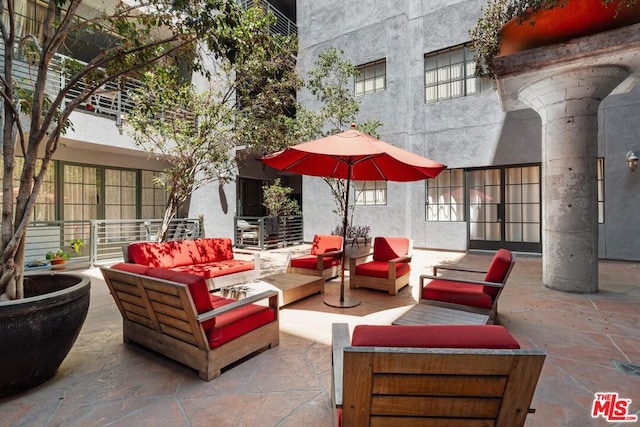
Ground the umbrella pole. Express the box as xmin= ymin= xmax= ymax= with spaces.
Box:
xmin=324 ymin=163 xmax=360 ymax=308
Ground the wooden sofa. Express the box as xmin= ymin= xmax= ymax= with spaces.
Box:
xmin=419 ymin=248 xmax=515 ymax=324
xmin=125 ymin=237 xmax=260 ymax=290
xmin=331 ymin=323 xmax=545 ymax=427
xmin=101 ymin=263 xmax=279 ymax=380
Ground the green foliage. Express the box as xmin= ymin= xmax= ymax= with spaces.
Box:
xmin=262 ymin=178 xmax=301 ymax=217
xmin=470 ymin=0 xmax=638 ymax=77
xmin=45 ymin=250 xmax=70 ymax=262
xmin=67 ymin=239 xmax=85 ymax=255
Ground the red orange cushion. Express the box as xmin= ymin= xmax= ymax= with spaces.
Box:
xmin=355 ymin=260 xmax=410 ymax=279
xmin=372 ymin=237 xmax=410 ymax=262
xmin=351 ymin=324 xmax=520 ymax=349
xmin=291 ymin=254 xmax=341 ymax=270
xmin=207 ymin=303 xmax=275 ymax=348
xmin=171 ymin=260 xmax=255 ymax=278
xmin=111 ymin=262 xmax=152 ymax=275
xmin=310 ymin=234 xmax=343 ymax=256
xmin=127 ymin=238 xmax=236 ymax=269
xmin=422 ymin=279 xmax=494 ymax=309
xmin=483 ymin=249 xmax=513 ymax=297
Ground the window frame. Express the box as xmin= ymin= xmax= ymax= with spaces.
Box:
xmin=424 ymin=44 xmax=480 ymax=103
xmin=354 ymin=180 xmax=387 ymax=206
xmin=425 ymin=169 xmax=465 ymax=222
xmin=355 ymin=59 xmax=386 ymax=96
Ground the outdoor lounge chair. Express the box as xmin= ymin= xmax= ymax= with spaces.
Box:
xmin=331 ymin=322 xmax=545 ymax=427
xmin=349 ymin=237 xmax=412 ymax=295
xmin=419 ymin=248 xmax=515 ymax=324
xmin=287 ymin=234 xmax=343 ymax=280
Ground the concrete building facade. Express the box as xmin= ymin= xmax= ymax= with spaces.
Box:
xmin=293 ymin=0 xmax=640 ymax=263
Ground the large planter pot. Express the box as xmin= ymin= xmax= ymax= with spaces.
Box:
xmin=499 ymin=0 xmax=640 ymax=56
xmin=344 ymin=237 xmax=372 ymax=270
xmin=0 ymin=273 xmax=91 ymax=397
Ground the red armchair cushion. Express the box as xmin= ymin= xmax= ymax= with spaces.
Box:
xmin=372 ymin=237 xmax=410 ymax=262
xmin=206 ymin=302 xmax=276 ymax=349
xmin=355 ymin=260 xmax=410 ymax=279
xmin=422 ymin=279 xmax=494 ymax=309
xmin=483 ymin=249 xmax=513 ymax=297
xmin=310 ymin=234 xmax=343 ymax=255
xmin=351 ymin=324 xmax=520 ymax=349
xmin=128 ymin=240 xmax=203 ymax=268
xmin=171 ymin=260 xmax=255 ymax=278
xmin=290 ymin=254 xmax=341 ymax=270
xmin=111 ymin=262 xmax=152 ymax=276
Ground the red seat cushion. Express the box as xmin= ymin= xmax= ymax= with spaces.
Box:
xmin=351 ymin=324 xmax=520 ymax=349
xmin=423 ymin=279 xmax=494 ymax=309
xmin=171 ymin=260 xmax=255 ymax=279
xmin=355 ymin=260 xmax=410 ymax=279
xmin=290 ymin=254 xmax=341 ymax=270
xmin=372 ymin=237 xmax=410 ymax=262
xmin=483 ymin=249 xmax=513 ymax=297
xmin=206 ymin=303 xmax=276 ymax=349
xmin=310 ymin=234 xmax=343 ymax=255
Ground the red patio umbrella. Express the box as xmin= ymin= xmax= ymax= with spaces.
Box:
xmin=261 ymin=125 xmax=446 ymax=307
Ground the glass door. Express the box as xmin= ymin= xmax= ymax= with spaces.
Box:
xmin=468 ymin=165 xmax=541 ymax=252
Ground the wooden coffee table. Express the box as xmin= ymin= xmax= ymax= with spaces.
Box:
xmin=219 ymin=273 xmax=324 ymax=307
xmin=392 ymin=303 xmax=490 ymax=326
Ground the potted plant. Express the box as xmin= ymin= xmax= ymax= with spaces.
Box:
xmin=470 ymin=0 xmax=640 ymax=77
xmin=262 ymin=179 xmax=302 ymax=245
xmin=333 ymin=224 xmax=372 ymax=269
xmin=45 ymin=239 xmax=85 ymax=270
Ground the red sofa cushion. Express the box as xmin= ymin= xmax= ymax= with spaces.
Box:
xmin=128 ymin=240 xmax=203 ymax=268
xmin=310 ymin=234 xmax=343 ymax=255
xmin=206 ymin=302 xmax=276 ymax=349
xmin=351 ymin=324 xmax=520 ymax=349
xmin=483 ymin=249 xmax=513 ymax=297
xmin=171 ymin=260 xmax=255 ymax=279
xmin=290 ymin=254 xmax=341 ymax=270
xmin=372 ymin=237 xmax=410 ymax=262
xmin=422 ymin=279 xmax=494 ymax=309
xmin=195 ymin=238 xmax=235 ymax=262
xmin=355 ymin=260 xmax=410 ymax=279
xmin=111 ymin=262 xmax=152 ymax=275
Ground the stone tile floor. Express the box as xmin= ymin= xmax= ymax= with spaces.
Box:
xmin=2 ymin=247 xmax=640 ymax=426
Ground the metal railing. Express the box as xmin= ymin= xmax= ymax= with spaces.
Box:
xmin=25 ymin=217 xmax=204 ymax=267
xmin=238 ymin=0 xmax=297 ymax=35
xmin=234 ymin=215 xmax=303 ymax=250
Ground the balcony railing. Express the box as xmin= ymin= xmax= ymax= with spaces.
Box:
xmin=235 ymin=215 xmax=303 ymax=250
xmin=24 ymin=218 xmax=204 ymax=268
xmin=238 ymin=0 xmax=297 ymax=35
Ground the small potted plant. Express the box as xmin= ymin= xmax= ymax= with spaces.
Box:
xmin=46 ymin=249 xmax=70 ymax=270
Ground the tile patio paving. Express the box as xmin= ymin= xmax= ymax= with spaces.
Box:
xmin=2 ymin=247 xmax=640 ymax=426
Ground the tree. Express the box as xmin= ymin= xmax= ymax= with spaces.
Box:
xmin=262 ymin=178 xmax=301 ymax=217
xmin=126 ymin=9 xmax=298 ymax=241
xmin=295 ymin=47 xmax=382 ymax=226
xmin=0 ymin=0 xmax=279 ymax=300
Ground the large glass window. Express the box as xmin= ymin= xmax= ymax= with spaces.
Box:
xmin=355 ymin=59 xmax=386 ymax=96
xmin=425 ymin=169 xmax=465 ymax=221
xmin=424 ymin=44 xmax=480 ymax=103
xmin=63 ymin=164 xmax=99 ymax=221
xmin=0 ymin=157 xmax=55 ymax=222
xmin=354 ymin=180 xmax=387 ymax=205
xmin=142 ymin=170 xmax=168 ymax=218
xmin=105 ymin=169 xmax=137 ymax=220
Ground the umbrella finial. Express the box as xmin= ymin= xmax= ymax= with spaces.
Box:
xmin=351 ymin=122 xmax=356 ymax=130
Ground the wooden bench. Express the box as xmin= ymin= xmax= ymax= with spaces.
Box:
xmin=331 ymin=323 xmax=545 ymax=427
xmin=101 ymin=266 xmax=279 ymax=381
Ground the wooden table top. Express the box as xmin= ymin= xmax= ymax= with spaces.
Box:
xmin=392 ymin=303 xmax=490 ymax=326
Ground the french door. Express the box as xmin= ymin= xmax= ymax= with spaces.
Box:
xmin=468 ymin=165 xmax=541 ymax=252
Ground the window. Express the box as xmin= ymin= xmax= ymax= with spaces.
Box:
xmin=354 ymin=180 xmax=387 ymax=205
xmin=0 ymin=157 xmax=55 ymax=222
xmin=598 ymin=158 xmax=604 ymax=224
xmin=424 ymin=44 xmax=480 ymax=103
xmin=355 ymin=59 xmax=386 ymax=96
xmin=142 ymin=170 xmax=168 ymax=218
xmin=425 ymin=169 xmax=464 ymax=221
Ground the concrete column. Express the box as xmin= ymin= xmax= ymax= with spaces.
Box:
xmin=518 ymin=66 xmax=627 ymax=293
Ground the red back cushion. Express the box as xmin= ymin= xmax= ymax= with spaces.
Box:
xmin=484 ymin=249 xmax=513 ymax=297
xmin=351 ymin=325 xmax=520 ymax=349
xmin=110 ymin=262 xmax=152 ymax=275
xmin=195 ymin=238 xmax=235 ymax=262
xmin=144 ymin=268 xmax=213 ymax=314
xmin=373 ymin=237 xmax=410 ymax=262
xmin=127 ymin=240 xmax=203 ymax=268
xmin=310 ymin=234 xmax=343 ymax=255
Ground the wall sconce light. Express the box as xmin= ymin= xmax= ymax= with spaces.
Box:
xmin=627 ymin=151 xmax=638 ymax=172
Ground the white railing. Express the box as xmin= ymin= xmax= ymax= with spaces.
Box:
xmin=235 ymin=215 xmax=303 ymax=250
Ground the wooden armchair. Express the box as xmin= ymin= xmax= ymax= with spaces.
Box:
xmin=287 ymin=234 xmax=343 ymax=280
xmin=420 ymin=248 xmax=515 ymax=324
xmin=349 ymin=237 xmax=412 ymax=295
xmin=331 ymin=323 xmax=545 ymax=427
